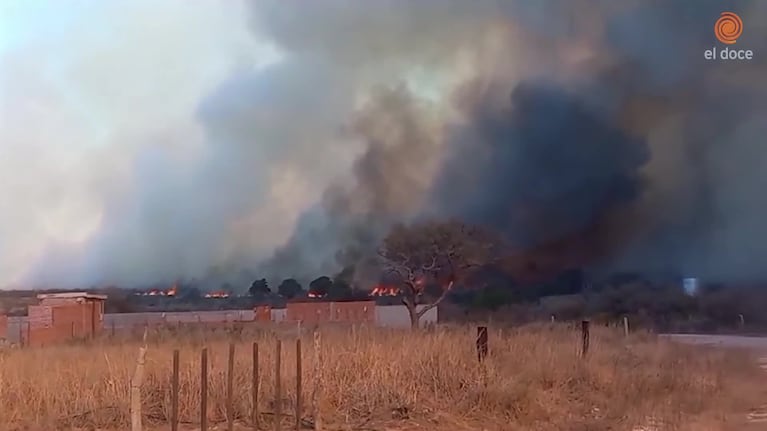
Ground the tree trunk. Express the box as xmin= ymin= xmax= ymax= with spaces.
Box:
xmin=403 ymin=298 xmax=419 ymax=329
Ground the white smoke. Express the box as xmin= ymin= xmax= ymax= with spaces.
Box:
xmin=0 ymin=0 xmax=283 ymax=288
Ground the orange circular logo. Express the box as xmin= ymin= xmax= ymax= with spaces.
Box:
xmin=714 ymin=12 xmax=743 ymax=45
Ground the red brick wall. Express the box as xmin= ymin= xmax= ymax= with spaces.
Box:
xmin=286 ymin=301 xmax=376 ymax=324
xmin=286 ymin=302 xmax=332 ymax=324
xmin=27 ymin=305 xmax=54 ymax=329
xmin=28 ymin=326 xmax=69 ymax=347
xmin=254 ymin=305 xmax=272 ymax=322
xmin=25 ymin=302 xmax=104 ymax=346
xmin=331 ymin=301 xmax=375 ymax=323
xmin=36 ymin=298 xmax=104 ymax=336
xmin=0 ymin=315 xmax=7 ymax=341
xmin=52 ymin=303 xmax=97 ymax=338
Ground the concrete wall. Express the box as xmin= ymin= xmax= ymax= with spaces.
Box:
xmin=101 ymin=304 xmax=435 ymax=330
xmin=4 ymin=316 xmax=26 ymax=343
xmin=0 ymin=303 xmax=438 ymax=342
xmin=375 ymin=305 xmax=438 ymax=328
xmin=271 ymin=308 xmax=287 ymax=322
xmin=104 ymin=310 xmax=255 ymax=329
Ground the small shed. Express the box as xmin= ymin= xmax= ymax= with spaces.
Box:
xmin=35 ymin=292 xmax=107 ymax=336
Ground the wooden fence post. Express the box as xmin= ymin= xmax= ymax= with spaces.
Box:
xmin=252 ymin=342 xmax=260 ymax=430
xmin=227 ymin=343 xmax=235 ymax=431
xmin=623 ymin=316 xmax=630 ymax=338
xmin=201 ymin=347 xmax=208 ymax=431
xmin=312 ymin=330 xmax=323 ymax=431
xmin=131 ymin=327 xmax=148 ymax=431
xmin=476 ymin=326 xmax=488 ymax=363
xmin=275 ymin=339 xmax=283 ymax=431
xmin=296 ymin=338 xmax=302 ymax=431
xmin=171 ymin=349 xmax=179 ymax=431
xmin=581 ymin=320 xmax=590 ymax=358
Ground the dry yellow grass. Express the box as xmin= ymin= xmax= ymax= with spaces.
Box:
xmin=0 ymin=323 xmax=763 ymax=430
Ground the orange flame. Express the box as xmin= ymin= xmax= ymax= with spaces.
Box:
xmin=370 ymin=284 xmax=400 ymax=296
xmin=204 ymin=291 xmax=230 ymax=299
xmin=136 ymin=284 xmax=178 ymax=297
xmin=307 ymin=291 xmax=326 ymax=298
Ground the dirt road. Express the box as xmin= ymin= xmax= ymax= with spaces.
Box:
xmin=661 ymin=333 xmax=767 ymax=350
xmin=662 ymin=334 xmax=767 ymax=427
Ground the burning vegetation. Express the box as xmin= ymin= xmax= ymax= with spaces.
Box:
xmin=369 ymin=284 xmax=399 ymax=297
xmin=132 ymin=282 xmax=234 ymax=301
xmin=134 ymin=283 xmax=178 ymax=297
xmin=203 ymin=291 xmax=230 ymax=299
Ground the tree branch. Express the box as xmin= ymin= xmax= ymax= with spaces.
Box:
xmin=421 ymin=256 xmax=438 ymax=272
xmin=417 ymin=280 xmax=454 ymax=318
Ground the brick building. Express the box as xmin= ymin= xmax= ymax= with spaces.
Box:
xmin=280 ymin=300 xmax=434 ymax=328
xmin=285 ymin=300 xmax=376 ymax=324
xmin=27 ymin=292 xmax=107 ymax=346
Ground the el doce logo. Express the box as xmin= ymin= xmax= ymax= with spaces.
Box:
xmin=705 ymin=12 xmax=754 ymax=60
xmin=715 ymin=12 xmax=742 ymax=44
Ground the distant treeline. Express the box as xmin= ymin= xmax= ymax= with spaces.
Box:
xmin=447 ymin=271 xmax=767 ymax=333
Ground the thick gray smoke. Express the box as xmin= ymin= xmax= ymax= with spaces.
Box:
xmin=432 ymin=81 xmax=650 ymax=247
xmin=261 ymin=87 xmax=441 ymax=285
xmin=15 ymin=0 xmax=767 ymax=288
xmin=258 ymin=0 xmax=767 ymax=285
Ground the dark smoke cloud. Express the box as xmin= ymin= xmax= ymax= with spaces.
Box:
xmin=431 ymin=80 xmax=650 ymax=248
xmin=257 ymin=0 xmax=767 ymax=285
xmin=19 ymin=0 xmax=767 ymax=288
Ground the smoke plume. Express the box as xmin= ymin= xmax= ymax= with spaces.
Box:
xmin=259 ymin=0 xmax=767 ymax=284
xmin=4 ymin=0 xmax=767 ymax=289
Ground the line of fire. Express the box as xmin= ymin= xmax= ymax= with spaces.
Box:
xmin=132 ymin=281 xmax=402 ymax=300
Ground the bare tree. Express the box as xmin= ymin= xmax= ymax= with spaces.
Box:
xmin=378 ymin=219 xmax=499 ymax=328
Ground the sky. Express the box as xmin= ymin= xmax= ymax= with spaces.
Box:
xmin=0 ymin=0 xmax=281 ymax=288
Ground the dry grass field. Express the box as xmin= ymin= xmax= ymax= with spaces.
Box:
xmin=0 ymin=323 xmax=764 ymax=431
